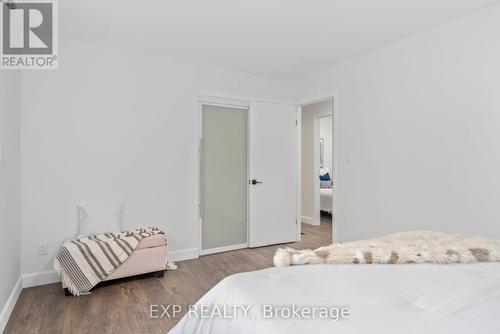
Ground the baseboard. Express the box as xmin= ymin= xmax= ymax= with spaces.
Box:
xmin=0 ymin=277 xmax=22 ymax=334
xmin=199 ymin=243 xmax=247 ymax=256
xmin=22 ymin=270 xmax=60 ymax=288
xmin=302 ymin=215 xmax=319 ymax=226
xmin=18 ymin=248 xmax=199 ymax=290
xmin=168 ymin=248 xmax=199 ymax=262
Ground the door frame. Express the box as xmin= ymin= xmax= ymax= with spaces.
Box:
xmin=197 ymin=96 xmax=250 ymax=255
xmin=296 ymin=91 xmax=338 ymax=242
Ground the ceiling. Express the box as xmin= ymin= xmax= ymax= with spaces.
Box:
xmin=61 ymin=0 xmax=500 ymax=78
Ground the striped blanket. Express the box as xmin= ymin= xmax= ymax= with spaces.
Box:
xmin=54 ymin=227 xmax=164 ymax=296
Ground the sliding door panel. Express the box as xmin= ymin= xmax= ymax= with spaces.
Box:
xmin=201 ymin=104 xmax=248 ymax=251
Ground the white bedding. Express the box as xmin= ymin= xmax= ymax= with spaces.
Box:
xmin=320 ymin=188 xmax=333 ymax=212
xmin=170 ymin=263 xmax=500 ymax=334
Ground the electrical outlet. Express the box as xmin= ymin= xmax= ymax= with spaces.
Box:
xmin=38 ymin=242 xmax=48 ymax=255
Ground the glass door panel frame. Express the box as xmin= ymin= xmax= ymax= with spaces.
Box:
xmin=197 ymin=98 xmax=250 ymax=255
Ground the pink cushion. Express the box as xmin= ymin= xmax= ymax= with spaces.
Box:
xmin=105 ymin=246 xmax=166 ymax=281
xmin=136 ymin=234 xmax=165 ymax=249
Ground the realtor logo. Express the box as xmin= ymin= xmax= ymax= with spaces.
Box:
xmin=1 ymin=0 xmax=58 ymax=69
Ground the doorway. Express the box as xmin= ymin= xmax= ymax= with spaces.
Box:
xmin=298 ymin=97 xmax=335 ymax=242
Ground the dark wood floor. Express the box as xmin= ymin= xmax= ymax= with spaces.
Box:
xmin=5 ymin=216 xmax=332 ymax=334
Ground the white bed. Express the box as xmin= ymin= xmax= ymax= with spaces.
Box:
xmin=171 ymin=263 xmax=500 ymax=334
xmin=320 ymin=188 xmax=333 ymax=213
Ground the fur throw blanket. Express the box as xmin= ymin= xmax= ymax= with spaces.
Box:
xmin=273 ymin=230 xmax=500 ymax=267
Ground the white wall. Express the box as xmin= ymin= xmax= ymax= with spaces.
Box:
xmin=18 ymin=3 xmax=500 ymax=278
xmin=320 ymin=115 xmax=333 ymax=174
xmin=0 ymin=71 xmax=21 ymax=327
xmin=296 ymin=4 xmax=500 ymax=241
xmin=19 ymin=38 xmax=295 ymax=275
xmin=301 ymin=100 xmax=333 ymax=224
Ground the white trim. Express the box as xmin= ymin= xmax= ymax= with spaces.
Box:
xmin=312 ymin=116 xmax=321 ymax=226
xmin=296 ymin=92 xmax=337 ymax=106
xmin=296 ymin=106 xmax=302 ymax=241
xmin=246 ymin=104 xmax=251 ymax=247
xmin=19 ymin=247 xmax=200 ymax=290
xmin=0 ymin=277 xmax=22 ymax=333
xmin=199 ymin=243 xmax=248 ymax=256
xmin=22 ymin=270 xmax=60 ymax=288
xmin=168 ymin=248 xmax=199 ymax=262
xmin=332 ymin=93 xmax=339 ymax=242
xmin=198 ymin=96 xmax=250 ymax=109
xmin=197 ymin=100 xmax=203 ymax=257
xmin=197 ymin=90 xmax=294 ymax=106
xmin=301 ymin=216 xmax=318 ymax=226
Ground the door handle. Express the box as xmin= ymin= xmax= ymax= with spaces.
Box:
xmin=250 ymin=179 xmax=263 ymax=185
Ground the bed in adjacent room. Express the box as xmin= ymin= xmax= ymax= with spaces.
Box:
xmin=170 ymin=263 xmax=500 ymax=334
xmin=320 ymin=187 xmax=333 ymax=213
xmin=320 ymin=177 xmax=334 ymax=213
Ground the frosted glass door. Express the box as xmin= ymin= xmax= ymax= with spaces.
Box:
xmin=201 ymin=104 xmax=248 ymax=251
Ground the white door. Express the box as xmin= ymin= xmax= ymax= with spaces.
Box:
xmin=249 ymin=101 xmax=298 ymax=247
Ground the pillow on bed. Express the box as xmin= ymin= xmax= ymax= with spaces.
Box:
xmin=319 ymin=173 xmax=331 ymax=181
xmin=77 ymin=201 xmax=123 ymax=236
